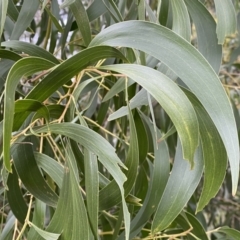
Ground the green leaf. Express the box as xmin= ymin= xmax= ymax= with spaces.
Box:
xmin=12 ymin=137 xmax=59 ymax=207
xmin=0 ymin=0 xmax=8 ymax=39
xmin=100 ymin=64 xmax=198 ymax=166
xmin=26 ymin=46 xmax=127 ymax=102
xmin=0 ymin=49 xmax=21 ymax=61
xmin=151 ymin=140 xmax=203 ymax=233
xmin=6 ymin=166 xmax=29 ymax=224
xmin=45 ymin=144 xmax=90 ymax=240
xmin=79 ymin=117 xmax=99 ymax=239
xmin=61 ymin=0 xmax=91 ymax=46
xmin=34 ymin=123 xmax=130 ymax=240
xmin=10 ymin=0 xmax=39 ymax=40
xmin=87 ymin=0 xmax=107 ymax=22
xmin=90 ymin=20 xmax=239 ymax=194
xmin=3 ymin=57 xmax=56 ymax=171
xmin=108 ymin=89 xmax=151 ymax=121
xmin=29 ymin=223 xmax=60 ymax=240
xmin=6 ymin=0 xmax=19 ymax=22
xmin=218 ymin=226 xmax=240 ymax=239
xmin=184 ymin=0 xmax=222 ymax=73
xmin=35 ymin=152 xmax=64 ymax=189
xmin=102 ymin=55 xmax=158 ymax=102
xmin=27 ymin=199 xmax=46 ymax=240
xmin=84 ymin=149 xmax=99 ymax=239
xmin=44 ymin=6 xmax=63 ymax=33
xmin=214 ymin=0 xmax=237 ymax=44
xmin=170 ymin=0 xmax=191 ymax=41
xmin=99 ymin=104 xmax=139 ymax=210
xmin=183 ymin=88 xmax=227 ymax=212
xmin=0 ymin=214 xmax=15 ymax=240
xmin=1 ymin=41 xmax=59 ymax=64
xmin=185 ymin=212 xmax=208 ymax=240
xmin=14 ymin=99 xmax=49 ymax=121
xmin=120 ymin=113 xmax=169 ymax=239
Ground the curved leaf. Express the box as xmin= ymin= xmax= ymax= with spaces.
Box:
xmin=214 ymin=0 xmax=237 ymax=44
xmin=184 ymin=0 xmax=222 ymax=73
xmin=1 ymin=41 xmax=59 ymax=64
xmin=61 ymin=0 xmax=91 ymax=46
xmin=26 ymin=46 xmax=128 ymax=102
xmin=10 ymin=0 xmax=39 ymax=40
xmin=3 ymin=57 xmax=56 ymax=171
xmin=0 ymin=0 xmax=8 ymax=38
xmin=6 ymin=166 xmax=29 ymax=224
xmin=100 ymin=64 xmax=198 ymax=166
xmin=218 ymin=226 xmax=240 ymax=239
xmin=12 ymin=137 xmax=59 ymax=207
xmin=170 ymin=0 xmax=191 ymax=41
xmin=35 ymin=152 xmax=64 ymax=189
xmin=183 ymin=88 xmax=227 ymax=212
xmin=0 ymin=49 xmax=22 ymax=61
xmin=90 ymin=20 xmax=239 ymax=194
xmin=151 ymin=140 xmax=203 ymax=233
xmin=99 ymin=105 xmax=139 ymax=210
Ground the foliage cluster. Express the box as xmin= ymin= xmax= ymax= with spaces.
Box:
xmin=1 ymin=0 xmax=240 ymax=239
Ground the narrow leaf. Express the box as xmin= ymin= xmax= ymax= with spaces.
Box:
xmin=99 ymin=104 xmax=139 ymax=210
xmin=0 ymin=0 xmax=8 ymax=39
xmin=184 ymin=0 xmax=222 ymax=73
xmin=183 ymin=89 xmax=227 ymax=212
xmin=3 ymin=57 xmax=55 ymax=171
xmin=214 ymin=0 xmax=237 ymax=44
xmin=35 ymin=152 xmax=64 ymax=189
xmin=12 ymin=137 xmax=59 ymax=207
xmin=61 ymin=0 xmax=91 ymax=46
xmin=1 ymin=41 xmax=59 ymax=64
xmin=170 ymin=0 xmax=191 ymax=41
xmin=6 ymin=166 xmax=28 ymax=224
xmin=30 ymin=223 xmax=60 ymax=240
xmin=84 ymin=150 xmax=99 ymax=239
xmin=10 ymin=0 xmax=39 ymax=40
xmin=151 ymin=140 xmax=203 ymax=233
xmin=218 ymin=226 xmax=240 ymax=238
xmin=100 ymin=64 xmax=198 ymax=166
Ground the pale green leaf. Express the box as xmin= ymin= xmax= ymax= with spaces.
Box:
xmin=170 ymin=0 xmax=191 ymax=41
xmin=100 ymin=64 xmax=198 ymax=166
xmin=218 ymin=226 xmax=240 ymax=239
xmin=34 ymin=152 xmax=64 ymax=189
xmin=1 ymin=41 xmax=59 ymax=64
xmin=184 ymin=0 xmax=222 ymax=73
xmin=30 ymin=223 xmax=60 ymax=240
xmin=183 ymin=89 xmax=227 ymax=212
xmin=10 ymin=0 xmax=39 ymax=40
xmin=151 ymin=140 xmax=203 ymax=233
xmin=214 ymin=0 xmax=237 ymax=44
xmin=0 ymin=0 xmax=8 ymax=38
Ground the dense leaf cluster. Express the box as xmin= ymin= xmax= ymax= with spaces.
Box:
xmin=0 ymin=0 xmax=240 ymax=239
